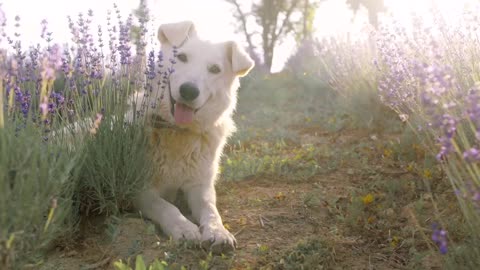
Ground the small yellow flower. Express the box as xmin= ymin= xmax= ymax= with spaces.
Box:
xmin=406 ymin=163 xmax=415 ymax=172
xmin=362 ymin=193 xmax=374 ymax=205
xmin=423 ymin=169 xmax=432 ymax=179
xmin=257 ymin=244 xmax=269 ymax=253
xmin=274 ymin=192 xmax=286 ymax=201
xmin=390 ymin=236 xmax=400 ymax=248
xmin=224 ymin=223 xmax=231 ymax=230
xmin=383 ymin=148 xmax=393 ymax=158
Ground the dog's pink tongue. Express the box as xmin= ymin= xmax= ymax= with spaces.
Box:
xmin=174 ymin=103 xmax=194 ymax=125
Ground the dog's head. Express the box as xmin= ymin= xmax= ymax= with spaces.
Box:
xmin=157 ymin=21 xmax=254 ymax=128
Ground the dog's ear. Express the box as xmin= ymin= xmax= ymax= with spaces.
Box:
xmin=227 ymin=41 xmax=254 ymax=77
xmin=158 ymin=21 xmax=196 ymax=47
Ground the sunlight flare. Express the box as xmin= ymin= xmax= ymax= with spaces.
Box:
xmin=384 ymin=0 xmax=477 ymax=26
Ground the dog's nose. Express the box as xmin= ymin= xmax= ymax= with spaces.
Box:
xmin=179 ymin=82 xmax=199 ymax=101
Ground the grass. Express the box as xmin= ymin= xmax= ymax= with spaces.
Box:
xmin=276 ymin=238 xmax=335 ymax=269
xmin=221 ymin=140 xmax=323 ymax=181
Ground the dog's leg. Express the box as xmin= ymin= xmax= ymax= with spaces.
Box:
xmin=185 ymin=184 xmax=236 ymax=253
xmin=135 ymin=189 xmax=201 ymax=242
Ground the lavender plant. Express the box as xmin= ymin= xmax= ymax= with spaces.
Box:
xmin=298 ymin=2 xmax=480 ymax=265
xmin=373 ymin=6 xmax=480 ymax=265
xmin=0 ymin=123 xmax=81 ymax=269
xmin=0 ymin=2 xmax=171 ymax=268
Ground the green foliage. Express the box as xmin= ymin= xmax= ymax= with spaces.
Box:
xmin=224 ymin=72 xmax=339 ymax=181
xmin=114 ymin=255 xmax=172 ymax=270
xmin=0 ymin=124 xmax=82 ymax=268
xmin=75 ymin=115 xmax=152 ymax=216
xmin=444 ymin=237 xmax=480 ymax=270
xmin=233 ymin=72 xmax=335 ymax=142
xmin=277 ymin=238 xmax=334 ymax=269
xmin=222 ymin=141 xmax=321 ymax=180
xmin=0 ymin=98 xmax=151 ymax=269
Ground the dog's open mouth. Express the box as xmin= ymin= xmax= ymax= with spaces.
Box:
xmin=173 ymin=102 xmax=195 ymax=125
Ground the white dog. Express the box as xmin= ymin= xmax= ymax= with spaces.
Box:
xmin=133 ymin=21 xmax=254 ymax=253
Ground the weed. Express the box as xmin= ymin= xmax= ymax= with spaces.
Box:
xmin=114 ymin=255 xmax=173 ymax=270
xmin=276 ymin=238 xmax=335 ymax=270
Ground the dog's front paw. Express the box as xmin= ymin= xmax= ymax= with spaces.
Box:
xmin=168 ymin=220 xmax=201 ymax=242
xmin=200 ymin=223 xmax=236 ymax=254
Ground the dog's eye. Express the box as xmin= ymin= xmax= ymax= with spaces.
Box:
xmin=177 ymin=53 xmax=188 ymax=63
xmin=208 ymin=64 xmax=221 ymax=74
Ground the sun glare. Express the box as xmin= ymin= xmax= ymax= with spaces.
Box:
xmin=384 ymin=0 xmax=477 ymax=26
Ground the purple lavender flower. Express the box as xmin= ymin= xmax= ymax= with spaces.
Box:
xmin=97 ymin=25 xmax=104 ymax=49
xmin=61 ymin=49 xmax=71 ymax=76
xmin=157 ymin=50 xmax=164 ymax=69
xmin=465 ymin=88 xmax=480 ymax=140
xmin=436 ymin=137 xmax=454 ymax=161
xmin=463 ymin=148 xmax=480 ymax=162
xmin=40 ymin=45 xmax=63 ymax=81
xmin=431 ymin=223 xmax=448 ymax=255
xmin=437 ymin=114 xmax=457 ymax=139
xmin=40 ymin=19 xmax=53 ymax=45
xmin=145 ymin=50 xmax=156 ymax=80
xmin=118 ymin=16 xmax=132 ymax=66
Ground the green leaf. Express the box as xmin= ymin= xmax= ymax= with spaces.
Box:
xmin=113 ymin=260 xmax=132 ymax=270
xmin=149 ymin=259 xmax=167 ymax=270
xmin=135 ymin=255 xmax=146 ymax=270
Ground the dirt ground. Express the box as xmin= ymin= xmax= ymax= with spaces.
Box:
xmin=40 ymin=125 xmax=444 ymax=270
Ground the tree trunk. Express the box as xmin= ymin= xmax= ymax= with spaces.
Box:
xmin=303 ymin=0 xmax=309 ymax=40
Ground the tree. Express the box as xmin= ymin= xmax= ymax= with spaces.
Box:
xmin=226 ymin=0 xmax=320 ymax=72
xmin=225 ymin=0 xmax=261 ymax=66
xmin=300 ymin=0 xmax=319 ymax=41
xmin=346 ymin=0 xmax=385 ymax=28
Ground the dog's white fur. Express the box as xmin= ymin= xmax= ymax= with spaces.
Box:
xmin=133 ymin=21 xmax=254 ymax=253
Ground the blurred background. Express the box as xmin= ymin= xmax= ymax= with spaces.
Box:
xmin=1 ymin=0 xmax=473 ymax=72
